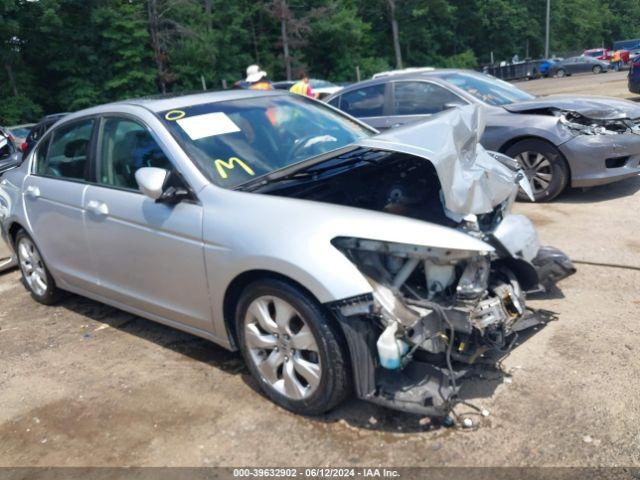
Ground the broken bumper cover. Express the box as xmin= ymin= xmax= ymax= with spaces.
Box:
xmin=560 ymin=133 xmax=640 ymax=188
xmin=329 ymin=296 xmax=556 ymax=417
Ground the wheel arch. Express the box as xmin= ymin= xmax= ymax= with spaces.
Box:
xmin=222 ymin=269 xmax=338 ymax=350
xmin=499 ymin=135 xmax=572 ymax=183
xmin=7 ymin=221 xmax=26 ymax=247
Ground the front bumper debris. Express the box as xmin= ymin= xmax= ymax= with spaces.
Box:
xmin=531 ymin=246 xmax=576 ymax=290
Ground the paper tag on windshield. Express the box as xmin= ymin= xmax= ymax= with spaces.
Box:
xmin=176 ymin=112 xmax=241 ymax=140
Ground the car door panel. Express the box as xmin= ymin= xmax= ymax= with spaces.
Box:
xmin=83 ymin=186 xmax=211 ymax=330
xmin=22 ymin=118 xmax=96 ymax=290
xmin=84 ymin=115 xmax=212 ymax=331
xmin=22 ymin=176 xmax=94 ymax=289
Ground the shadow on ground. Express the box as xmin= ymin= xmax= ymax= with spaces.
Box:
xmin=51 ymin=292 xmax=555 ymax=435
xmin=555 ymin=175 xmax=640 ymax=204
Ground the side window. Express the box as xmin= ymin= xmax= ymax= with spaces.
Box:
xmin=327 ymin=95 xmax=341 ymax=109
xmin=393 ymin=82 xmax=466 ymax=116
xmin=98 ymin=117 xmax=172 ymax=190
xmin=340 ymin=84 xmax=386 ymax=117
xmin=35 ymin=119 xmax=94 ymax=180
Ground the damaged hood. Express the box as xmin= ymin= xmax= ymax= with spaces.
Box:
xmin=504 ymin=95 xmax=640 ymax=120
xmin=356 ymin=105 xmax=517 ymax=215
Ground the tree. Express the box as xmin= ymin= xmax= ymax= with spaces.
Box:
xmin=387 ymin=0 xmax=402 ymax=69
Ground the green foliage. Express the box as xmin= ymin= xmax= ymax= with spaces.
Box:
xmin=1 ymin=0 xmax=639 ymax=123
xmin=0 ymin=94 xmax=42 ymax=125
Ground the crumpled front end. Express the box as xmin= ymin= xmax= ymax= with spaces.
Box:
xmin=329 ymin=208 xmax=574 ymax=416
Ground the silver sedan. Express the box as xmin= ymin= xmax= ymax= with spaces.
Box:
xmin=0 ymin=91 xmax=573 ymax=418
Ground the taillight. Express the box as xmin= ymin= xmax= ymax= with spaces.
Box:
xmin=21 ymin=142 xmax=27 ymax=153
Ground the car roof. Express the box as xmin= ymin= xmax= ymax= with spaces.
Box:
xmin=102 ymin=89 xmax=285 ymax=114
xmin=326 ymin=69 xmax=476 ymax=95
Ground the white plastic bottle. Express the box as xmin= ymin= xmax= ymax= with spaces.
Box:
xmin=376 ymin=322 xmax=408 ymax=370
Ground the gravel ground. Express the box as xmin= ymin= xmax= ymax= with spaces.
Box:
xmin=1 ymin=73 xmax=639 ymax=468
xmin=515 ymin=69 xmax=639 ymax=100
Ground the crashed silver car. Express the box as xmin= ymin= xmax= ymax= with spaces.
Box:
xmin=0 ymin=91 xmax=574 ymax=417
xmin=327 ymin=69 xmax=640 ymax=201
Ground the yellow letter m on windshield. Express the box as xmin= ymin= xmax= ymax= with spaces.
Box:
xmin=214 ymin=157 xmax=255 ymax=179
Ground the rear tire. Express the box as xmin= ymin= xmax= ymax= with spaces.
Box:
xmin=235 ymin=278 xmax=351 ymax=415
xmin=15 ymin=230 xmax=63 ymax=305
xmin=593 ymin=65 xmax=603 ymax=74
xmin=556 ymin=69 xmax=566 ymax=78
xmin=505 ymin=139 xmax=569 ymax=202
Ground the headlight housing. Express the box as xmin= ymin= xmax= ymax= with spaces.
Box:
xmin=559 ymin=111 xmax=640 ymax=136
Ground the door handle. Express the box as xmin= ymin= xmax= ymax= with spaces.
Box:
xmin=86 ymin=200 xmax=109 ymax=217
xmin=25 ymin=185 xmax=40 ymax=199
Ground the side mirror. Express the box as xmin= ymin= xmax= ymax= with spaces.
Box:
xmin=0 ymin=152 xmax=22 ymax=175
xmin=135 ymin=167 xmax=168 ymax=200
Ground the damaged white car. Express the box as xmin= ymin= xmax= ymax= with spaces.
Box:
xmin=0 ymin=91 xmax=574 ymax=417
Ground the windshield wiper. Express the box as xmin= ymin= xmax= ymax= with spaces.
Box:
xmin=236 ymin=148 xmax=389 ymax=192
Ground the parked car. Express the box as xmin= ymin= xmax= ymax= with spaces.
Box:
xmin=548 ymin=56 xmax=609 ymax=77
xmin=0 ymin=90 xmax=573 ymax=417
xmin=583 ymin=48 xmax=629 ymax=64
xmin=372 ymin=67 xmax=436 ymax=79
xmin=0 ymin=132 xmax=19 ymax=272
xmin=22 ymin=113 xmax=68 ymax=155
xmin=326 ymin=69 xmax=640 ymax=201
xmin=628 ymin=56 xmax=640 ymax=93
xmin=3 ymin=124 xmax=35 ymax=149
xmin=272 ymin=79 xmax=342 ymax=99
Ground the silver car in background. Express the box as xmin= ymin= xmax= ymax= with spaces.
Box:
xmin=326 ymin=69 xmax=640 ymax=201
xmin=0 ymin=91 xmax=574 ymax=417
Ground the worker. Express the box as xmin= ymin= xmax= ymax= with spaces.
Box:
xmin=289 ymin=71 xmax=318 ymax=98
xmin=612 ymin=50 xmax=621 ymax=71
xmin=245 ymin=64 xmax=272 ymax=91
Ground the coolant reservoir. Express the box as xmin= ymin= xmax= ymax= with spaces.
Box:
xmin=377 ymin=322 xmax=408 ymax=370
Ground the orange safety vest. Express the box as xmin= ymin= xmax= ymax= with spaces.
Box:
xmin=250 ymin=81 xmax=271 ymax=91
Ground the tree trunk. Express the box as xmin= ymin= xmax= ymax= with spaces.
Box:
xmin=204 ymin=0 xmax=213 ymax=32
xmin=280 ymin=1 xmax=291 ymax=80
xmin=4 ymin=62 xmax=18 ymax=97
xmin=148 ymin=0 xmax=167 ymax=93
xmin=387 ymin=0 xmax=403 ymax=69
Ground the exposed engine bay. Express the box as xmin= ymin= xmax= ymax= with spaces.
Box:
xmin=256 ymin=147 xmax=575 ymax=417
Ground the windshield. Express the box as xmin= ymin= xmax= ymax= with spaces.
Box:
xmin=438 ymin=72 xmax=535 ymax=106
xmin=160 ymin=94 xmax=372 ymax=188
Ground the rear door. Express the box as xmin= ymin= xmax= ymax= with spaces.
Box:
xmin=83 ymin=115 xmax=212 ymax=331
xmin=22 ymin=118 xmax=96 ymax=290
xmin=385 ymin=80 xmax=469 ymax=128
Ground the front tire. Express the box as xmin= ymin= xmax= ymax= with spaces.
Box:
xmin=505 ymin=139 xmax=569 ymax=202
xmin=235 ymin=278 xmax=351 ymax=415
xmin=556 ymin=69 xmax=566 ymax=78
xmin=15 ymin=230 xmax=63 ymax=305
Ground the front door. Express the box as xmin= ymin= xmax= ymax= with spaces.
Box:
xmin=83 ymin=115 xmax=212 ymax=332
xmin=22 ymin=118 xmax=96 ymax=290
xmin=386 ymin=80 xmax=469 ymax=129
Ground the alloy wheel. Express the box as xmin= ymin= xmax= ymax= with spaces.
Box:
xmin=17 ymin=237 xmax=48 ymax=297
xmin=244 ymin=295 xmax=322 ymax=400
xmin=514 ymin=151 xmax=554 ymax=195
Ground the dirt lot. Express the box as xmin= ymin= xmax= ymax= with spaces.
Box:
xmin=516 ymin=69 xmax=640 ymax=100
xmin=1 ymin=74 xmax=640 ymax=468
